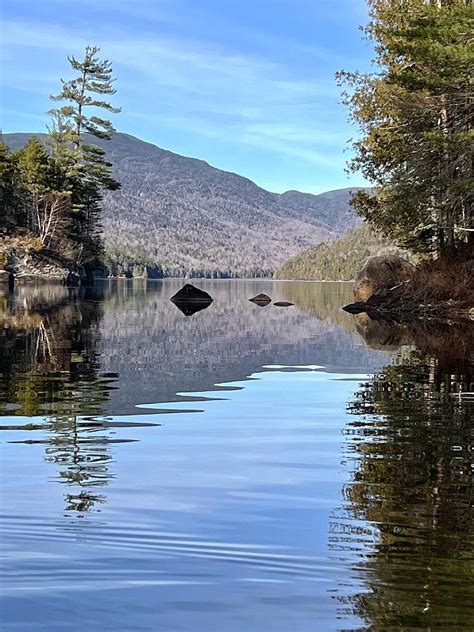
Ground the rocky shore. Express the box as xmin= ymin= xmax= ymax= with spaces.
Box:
xmin=0 ymin=240 xmax=84 ymax=286
xmin=343 ymin=255 xmax=474 ymax=323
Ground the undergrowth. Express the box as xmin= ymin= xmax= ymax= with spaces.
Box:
xmin=409 ymin=257 xmax=474 ymax=305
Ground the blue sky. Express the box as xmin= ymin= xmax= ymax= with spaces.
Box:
xmin=1 ymin=0 xmax=373 ymax=194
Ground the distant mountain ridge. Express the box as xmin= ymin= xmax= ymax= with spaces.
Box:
xmin=4 ymin=132 xmax=363 ymax=277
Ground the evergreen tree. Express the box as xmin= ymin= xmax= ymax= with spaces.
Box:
xmin=49 ymin=45 xmax=121 ymax=266
xmin=0 ymin=142 xmax=22 ymax=232
xmin=16 ymin=138 xmax=71 ymax=247
xmin=1 ymin=46 xmax=121 ymax=278
xmin=339 ymin=0 xmax=473 ymax=257
xmin=16 ymin=138 xmax=51 ymax=234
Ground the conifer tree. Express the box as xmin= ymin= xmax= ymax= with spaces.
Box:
xmin=16 ymin=138 xmax=71 ymax=247
xmin=0 ymin=142 xmax=22 ymax=232
xmin=16 ymin=138 xmax=51 ymax=233
xmin=339 ymin=0 xmax=473 ymax=257
xmin=49 ymin=45 xmax=121 ymax=266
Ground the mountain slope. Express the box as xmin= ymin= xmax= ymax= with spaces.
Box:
xmin=275 ymin=224 xmax=406 ymax=281
xmin=4 ymin=132 xmax=363 ymax=277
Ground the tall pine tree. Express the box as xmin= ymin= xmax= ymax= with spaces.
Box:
xmin=49 ymin=45 xmax=121 ymax=267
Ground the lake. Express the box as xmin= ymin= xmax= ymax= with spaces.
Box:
xmin=0 ymin=280 xmax=473 ymax=631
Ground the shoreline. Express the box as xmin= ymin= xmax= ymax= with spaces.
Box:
xmin=343 ymin=257 xmax=474 ymax=323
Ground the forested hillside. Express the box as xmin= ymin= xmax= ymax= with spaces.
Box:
xmin=275 ymin=223 xmax=405 ymax=281
xmin=5 ymin=133 xmax=362 ymax=277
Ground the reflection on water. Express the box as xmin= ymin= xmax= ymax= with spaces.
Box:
xmin=98 ymin=280 xmax=385 ymax=414
xmin=336 ymin=316 xmax=474 ymax=629
xmin=0 ymin=281 xmax=384 ymax=526
xmin=0 ymin=280 xmax=473 ymax=630
xmin=0 ymin=283 xmax=108 ymax=416
xmin=0 ymin=283 xmax=117 ymax=515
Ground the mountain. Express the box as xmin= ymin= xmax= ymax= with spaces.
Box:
xmin=275 ymin=223 xmax=405 ymax=281
xmin=4 ymin=132 xmax=363 ymax=277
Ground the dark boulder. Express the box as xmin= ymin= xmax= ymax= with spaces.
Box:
xmin=170 ymin=284 xmax=213 ymax=316
xmin=354 ymin=255 xmax=414 ymax=302
xmin=249 ymin=293 xmax=271 ymax=307
xmin=170 ymin=284 xmax=213 ymax=303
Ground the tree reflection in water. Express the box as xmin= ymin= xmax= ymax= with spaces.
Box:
xmin=0 ymin=283 xmax=118 ymax=515
xmin=334 ymin=315 xmax=474 ymax=629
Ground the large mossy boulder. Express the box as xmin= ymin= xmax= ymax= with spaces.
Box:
xmin=353 ymin=255 xmax=414 ymax=302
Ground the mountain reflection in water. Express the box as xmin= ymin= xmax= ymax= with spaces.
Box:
xmin=0 ymin=280 xmax=472 ymax=631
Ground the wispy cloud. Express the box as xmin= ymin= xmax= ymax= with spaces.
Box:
xmin=163 ymin=115 xmax=343 ymax=168
xmin=1 ymin=1 xmax=369 ymax=191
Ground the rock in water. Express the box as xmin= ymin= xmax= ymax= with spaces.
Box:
xmin=342 ymin=302 xmax=371 ymax=315
xmin=353 ymin=255 xmax=414 ymax=302
xmin=170 ymin=284 xmax=213 ymax=303
xmin=273 ymin=301 xmax=294 ymax=307
xmin=170 ymin=284 xmax=213 ymax=316
xmin=249 ymin=293 xmax=271 ymax=307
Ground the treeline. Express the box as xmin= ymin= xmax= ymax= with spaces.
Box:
xmin=104 ymin=237 xmax=273 ymax=278
xmin=0 ymin=46 xmax=120 ymax=278
xmin=275 ymin=224 xmax=406 ymax=281
xmin=104 ymin=260 xmax=272 ymax=279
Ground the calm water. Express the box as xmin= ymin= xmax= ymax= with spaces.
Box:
xmin=0 ymin=280 xmax=473 ymax=631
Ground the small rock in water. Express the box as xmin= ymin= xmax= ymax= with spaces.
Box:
xmin=249 ymin=293 xmax=271 ymax=307
xmin=273 ymin=301 xmax=294 ymax=307
xmin=342 ymin=302 xmax=370 ymax=314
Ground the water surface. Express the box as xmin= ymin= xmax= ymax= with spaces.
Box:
xmin=0 ymin=280 xmax=472 ymax=631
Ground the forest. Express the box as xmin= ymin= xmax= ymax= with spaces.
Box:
xmin=280 ymin=0 xmax=473 ymax=283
